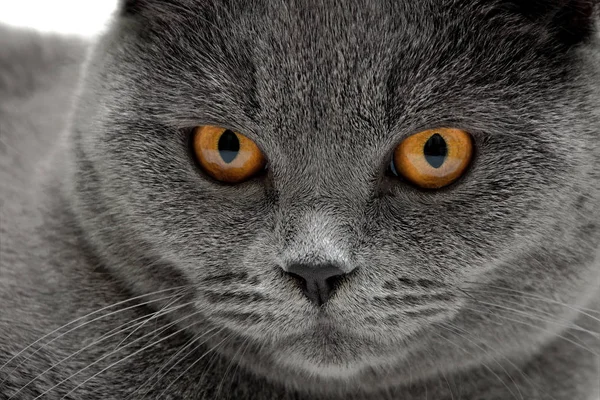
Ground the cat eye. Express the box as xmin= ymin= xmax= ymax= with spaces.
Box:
xmin=391 ymin=128 xmax=473 ymax=189
xmin=193 ymin=125 xmax=266 ymax=183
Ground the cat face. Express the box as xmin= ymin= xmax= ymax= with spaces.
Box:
xmin=72 ymin=0 xmax=600 ymax=392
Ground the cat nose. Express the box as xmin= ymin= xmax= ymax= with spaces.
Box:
xmin=284 ymin=263 xmax=347 ymax=306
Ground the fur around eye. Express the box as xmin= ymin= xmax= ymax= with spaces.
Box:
xmin=391 ymin=128 xmax=473 ymax=189
xmin=193 ymin=125 xmax=266 ymax=183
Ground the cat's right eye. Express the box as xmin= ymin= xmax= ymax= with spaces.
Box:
xmin=192 ymin=125 xmax=266 ymax=184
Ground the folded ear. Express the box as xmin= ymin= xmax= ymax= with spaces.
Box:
xmin=498 ymin=0 xmax=598 ymax=46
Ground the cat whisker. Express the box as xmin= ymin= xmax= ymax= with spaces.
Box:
xmin=215 ymin=335 xmax=251 ymax=399
xmin=197 ymin=333 xmax=231 ymax=394
xmin=478 ymin=294 xmax=598 ymax=325
xmin=445 ymin=372 xmax=458 ymax=400
xmin=433 ymin=324 xmax=524 ymax=400
xmin=114 ymin=293 xmax=188 ymax=351
xmin=463 ymin=283 xmax=600 ymax=319
xmin=439 ymin=366 xmax=456 ymax=400
xmin=56 ymin=321 xmax=215 ymax=400
xmin=445 ymin=313 xmax=584 ymax=400
xmin=128 ymin=336 xmax=199 ymax=399
xmin=31 ymin=310 xmax=203 ymax=400
xmin=7 ymin=301 xmax=193 ymax=399
xmin=462 ymin=299 xmax=600 ymax=338
xmin=0 ymin=286 xmax=188 ymax=385
xmin=421 ymin=342 xmax=456 ymax=400
xmin=0 ymin=135 xmax=21 ymax=153
xmin=158 ymin=330 xmax=234 ymax=398
xmin=129 ymin=325 xmax=224 ymax=398
xmin=461 ymin=306 xmax=598 ymax=356
xmin=457 ymin=287 xmax=478 ymax=302
xmin=442 ymin=319 xmax=567 ymax=400
xmin=196 ymin=324 xmax=253 ymax=397
xmin=226 ymin=336 xmax=253 ymax=397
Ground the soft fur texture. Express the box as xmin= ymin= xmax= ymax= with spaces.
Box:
xmin=1 ymin=1 xmax=600 ymax=399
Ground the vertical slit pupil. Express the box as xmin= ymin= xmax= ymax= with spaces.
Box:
xmin=218 ymin=130 xmax=240 ymax=164
xmin=423 ymin=133 xmax=448 ymax=169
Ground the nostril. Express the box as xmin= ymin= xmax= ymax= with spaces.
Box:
xmin=325 ymin=274 xmax=344 ymax=293
xmin=284 ymin=263 xmax=348 ymax=306
xmin=287 ymin=271 xmax=308 ymax=292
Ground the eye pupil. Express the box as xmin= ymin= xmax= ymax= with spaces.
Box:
xmin=423 ymin=133 xmax=447 ymax=169
xmin=218 ymin=130 xmax=240 ymax=164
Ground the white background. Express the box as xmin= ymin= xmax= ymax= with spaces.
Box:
xmin=0 ymin=0 xmax=118 ymax=37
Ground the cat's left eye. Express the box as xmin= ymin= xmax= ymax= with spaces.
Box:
xmin=390 ymin=128 xmax=473 ymax=189
xmin=192 ymin=125 xmax=266 ymax=184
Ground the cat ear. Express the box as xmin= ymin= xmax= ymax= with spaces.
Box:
xmin=497 ymin=0 xmax=599 ymax=46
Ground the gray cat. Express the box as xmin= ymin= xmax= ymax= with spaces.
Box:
xmin=1 ymin=0 xmax=599 ymax=399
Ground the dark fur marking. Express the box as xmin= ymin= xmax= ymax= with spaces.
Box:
xmin=204 ymin=291 xmax=267 ymax=304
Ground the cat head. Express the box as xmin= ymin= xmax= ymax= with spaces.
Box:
xmin=70 ymin=0 xmax=600 ymax=393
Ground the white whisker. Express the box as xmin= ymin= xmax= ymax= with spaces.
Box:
xmin=226 ymin=337 xmax=252 ymax=400
xmin=464 ymin=284 xmax=600 ymax=321
xmin=438 ymin=323 xmax=524 ymax=400
xmin=8 ymin=301 xmax=192 ymax=399
xmin=462 ymin=306 xmax=599 ymax=357
xmin=128 ymin=325 xmax=223 ymax=398
xmin=215 ymin=336 xmax=250 ymax=398
xmin=32 ymin=310 xmax=203 ymax=400
xmin=468 ymin=300 xmax=600 ymax=338
xmin=0 ymin=285 xmax=187 ymax=379
xmin=158 ymin=331 xmax=233 ymax=399
xmin=114 ymin=292 xmax=188 ymax=351
xmin=56 ymin=319 xmax=210 ymax=400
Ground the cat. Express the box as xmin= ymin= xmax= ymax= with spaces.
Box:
xmin=1 ymin=0 xmax=599 ymax=399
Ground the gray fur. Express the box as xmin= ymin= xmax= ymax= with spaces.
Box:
xmin=1 ymin=0 xmax=600 ymax=399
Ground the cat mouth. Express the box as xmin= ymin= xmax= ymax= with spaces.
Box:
xmin=275 ymin=354 xmax=371 ymax=379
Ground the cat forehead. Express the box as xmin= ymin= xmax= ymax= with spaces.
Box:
xmin=130 ymin=0 xmax=493 ymax=60
xmin=107 ymin=0 xmax=580 ymax=139
xmin=119 ymin=0 xmax=583 ymax=76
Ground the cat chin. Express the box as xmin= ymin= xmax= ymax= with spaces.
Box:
xmin=273 ymin=350 xmax=372 ymax=380
xmin=286 ymin=362 xmax=365 ymax=380
xmin=268 ymin=334 xmax=405 ymax=382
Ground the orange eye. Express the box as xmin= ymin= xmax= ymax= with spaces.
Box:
xmin=392 ymin=128 xmax=473 ymax=189
xmin=193 ymin=125 xmax=266 ymax=183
